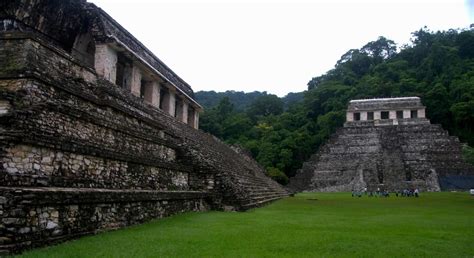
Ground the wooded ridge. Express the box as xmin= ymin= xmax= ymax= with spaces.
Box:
xmin=196 ymin=27 xmax=474 ymax=184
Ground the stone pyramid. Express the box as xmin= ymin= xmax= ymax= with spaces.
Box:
xmin=288 ymin=97 xmax=474 ymax=192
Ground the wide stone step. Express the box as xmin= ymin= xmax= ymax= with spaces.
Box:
xmin=234 ymin=180 xmax=275 ymax=188
xmin=238 ymin=182 xmax=272 ymax=188
xmin=247 ymin=193 xmax=287 ymax=201
xmin=247 ymin=191 xmax=287 ymax=197
xmin=239 ymin=185 xmax=279 ymax=192
xmin=0 ymin=187 xmax=211 ymax=205
xmin=240 ymin=195 xmax=288 ymax=210
xmin=246 ymin=192 xmax=288 ymax=201
xmin=232 ymin=173 xmax=272 ymax=182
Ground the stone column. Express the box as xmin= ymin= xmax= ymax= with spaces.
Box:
xmin=94 ymin=44 xmax=117 ymax=83
xmin=182 ymin=101 xmax=189 ymax=123
xmin=374 ymin=111 xmax=381 ymax=120
xmin=346 ymin=112 xmax=354 ymax=122
xmin=144 ymin=81 xmax=160 ymax=108
xmin=403 ymin=110 xmax=411 ymax=119
xmin=389 ymin=110 xmax=396 ymax=120
xmin=193 ymin=111 xmax=199 ymax=129
xmin=130 ymin=65 xmax=142 ymax=97
xmin=361 ymin=111 xmax=367 ymax=121
xmin=418 ymin=108 xmax=426 ymax=118
xmin=169 ymin=91 xmax=176 ymax=116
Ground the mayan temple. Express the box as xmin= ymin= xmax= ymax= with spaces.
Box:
xmin=0 ymin=0 xmax=288 ymax=254
xmin=288 ymin=97 xmax=474 ymax=192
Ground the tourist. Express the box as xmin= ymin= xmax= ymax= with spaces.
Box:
xmin=414 ymin=188 xmax=419 ymax=197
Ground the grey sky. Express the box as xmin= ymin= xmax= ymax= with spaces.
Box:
xmin=89 ymin=0 xmax=472 ymax=97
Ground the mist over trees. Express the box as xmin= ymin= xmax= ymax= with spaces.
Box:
xmin=196 ymin=27 xmax=474 ymax=184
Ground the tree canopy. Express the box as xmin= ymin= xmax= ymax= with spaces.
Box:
xmin=198 ymin=27 xmax=474 ymax=184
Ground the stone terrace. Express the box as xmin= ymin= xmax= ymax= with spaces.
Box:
xmin=289 ymin=97 xmax=474 ymax=192
xmin=0 ymin=0 xmax=287 ymax=254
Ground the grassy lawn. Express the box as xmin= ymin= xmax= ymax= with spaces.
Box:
xmin=18 ymin=192 xmax=474 ymax=258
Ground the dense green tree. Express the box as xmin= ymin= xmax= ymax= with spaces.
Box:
xmin=266 ymin=167 xmax=289 ymax=185
xmin=361 ymin=36 xmax=397 ymax=62
xmin=195 ymin=91 xmax=268 ymax=111
xmin=457 ymin=31 xmax=474 ymax=58
xmin=198 ymin=27 xmax=474 ymax=185
xmin=247 ymin=95 xmax=284 ymax=120
xmin=195 ymin=90 xmax=303 ymax=111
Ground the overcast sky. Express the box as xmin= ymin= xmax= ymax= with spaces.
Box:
xmin=89 ymin=0 xmax=473 ymax=97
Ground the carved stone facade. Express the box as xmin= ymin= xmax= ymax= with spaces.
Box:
xmin=346 ymin=97 xmax=426 ymax=126
xmin=288 ymin=97 xmax=474 ymax=193
xmin=0 ymin=0 xmax=287 ymax=254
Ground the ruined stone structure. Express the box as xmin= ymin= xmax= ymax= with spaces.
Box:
xmin=288 ymin=97 xmax=474 ymax=192
xmin=0 ymin=0 xmax=287 ymax=254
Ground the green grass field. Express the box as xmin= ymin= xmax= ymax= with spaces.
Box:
xmin=18 ymin=192 xmax=474 ymax=258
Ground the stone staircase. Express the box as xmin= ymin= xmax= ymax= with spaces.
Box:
xmin=288 ymin=123 xmax=474 ymax=192
xmin=153 ymin=113 xmax=289 ymax=210
xmin=89 ymin=79 xmax=289 ymax=210
xmin=228 ymin=172 xmax=288 ymax=210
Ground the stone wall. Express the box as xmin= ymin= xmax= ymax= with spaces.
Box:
xmin=0 ymin=187 xmax=209 ymax=253
xmin=346 ymin=97 xmax=426 ymax=124
xmin=0 ymin=1 xmax=288 ymax=254
xmin=0 ymin=0 xmax=194 ymax=98
xmin=288 ymin=122 xmax=474 ymax=193
xmin=0 ymin=36 xmax=214 ymax=254
xmin=347 ymin=97 xmax=423 ymax=111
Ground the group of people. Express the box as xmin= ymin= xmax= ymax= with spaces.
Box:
xmin=395 ymin=188 xmax=420 ymax=197
xmin=351 ymin=187 xmax=420 ymax=197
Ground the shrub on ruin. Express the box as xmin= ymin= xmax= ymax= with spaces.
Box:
xmin=267 ymin=167 xmax=289 ymax=185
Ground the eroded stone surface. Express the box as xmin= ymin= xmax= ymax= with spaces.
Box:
xmin=0 ymin=0 xmax=288 ymax=254
xmin=288 ymin=98 xmax=474 ymax=192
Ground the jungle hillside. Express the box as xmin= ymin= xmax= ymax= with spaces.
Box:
xmin=196 ymin=27 xmax=474 ymax=184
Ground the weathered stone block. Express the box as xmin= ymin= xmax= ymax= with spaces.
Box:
xmin=0 ymin=0 xmax=288 ymax=255
xmin=289 ymin=98 xmax=474 ymax=192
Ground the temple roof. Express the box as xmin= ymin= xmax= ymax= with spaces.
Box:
xmin=0 ymin=0 xmax=198 ymax=105
xmin=347 ymin=97 xmax=424 ymax=111
xmin=349 ymin=97 xmax=420 ymax=103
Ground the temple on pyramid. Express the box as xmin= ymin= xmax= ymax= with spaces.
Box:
xmin=288 ymin=97 xmax=474 ymax=192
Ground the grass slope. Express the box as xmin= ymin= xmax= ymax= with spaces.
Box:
xmin=18 ymin=192 xmax=474 ymax=258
